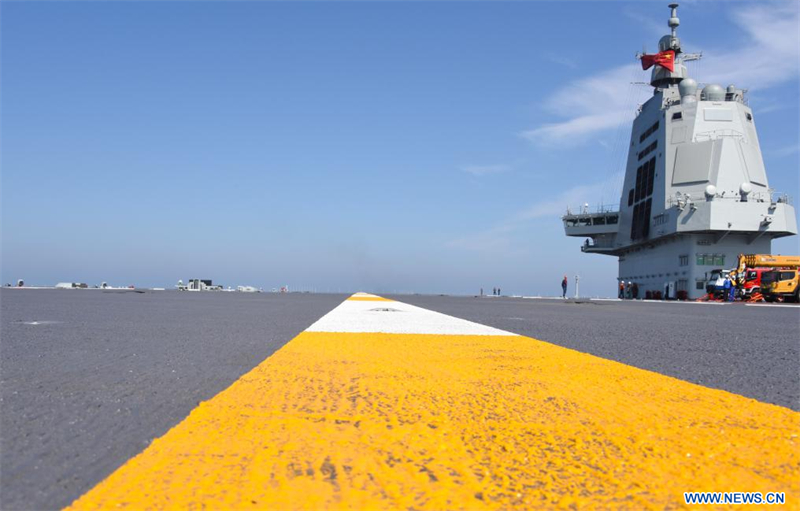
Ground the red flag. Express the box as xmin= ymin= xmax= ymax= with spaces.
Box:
xmin=641 ymin=50 xmax=675 ymax=72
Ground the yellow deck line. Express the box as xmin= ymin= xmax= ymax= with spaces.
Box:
xmin=67 ymin=299 xmax=799 ymax=510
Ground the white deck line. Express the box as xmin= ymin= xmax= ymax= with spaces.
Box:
xmin=745 ymin=303 xmax=800 ymax=308
xmin=307 ymin=296 xmax=517 ymax=336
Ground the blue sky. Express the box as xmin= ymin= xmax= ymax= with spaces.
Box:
xmin=2 ymin=1 xmax=798 ymax=296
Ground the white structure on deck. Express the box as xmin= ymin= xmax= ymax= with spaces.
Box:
xmin=563 ymin=4 xmax=796 ymax=299
xmin=55 ymin=282 xmax=88 ymax=289
xmin=177 ymin=279 xmax=223 ymax=291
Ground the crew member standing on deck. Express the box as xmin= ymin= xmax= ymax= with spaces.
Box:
xmin=561 ymin=275 xmax=568 ymax=299
xmin=724 ymin=276 xmax=736 ymax=302
xmin=619 ymin=281 xmax=625 ymax=299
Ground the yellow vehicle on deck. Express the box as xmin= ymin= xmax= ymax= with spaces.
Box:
xmin=761 ymin=269 xmax=800 ymax=302
xmin=732 ymin=254 xmax=800 ymax=301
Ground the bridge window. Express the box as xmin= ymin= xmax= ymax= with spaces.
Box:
xmin=630 ymin=156 xmax=657 ymax=241
xmin=638 ymin=140 xmax=658 ymax=161
xmin=633 ymin=157 xmax=656 ymax=203
xmin=639 ymin=120 xmax=660 ymax=143
xmin=630 ymin=198 xmax=652 ymax=240
xmin=635 ymin=167 xmax=643 ymax=202
xmin=641 ymin=199 xmax=651 ymax=238
xmin=672 ymin=112 xmax=683 ymax=121
xmin=679 ymin=255 xmax=688 ymax=266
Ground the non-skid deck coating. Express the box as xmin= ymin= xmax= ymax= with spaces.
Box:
xmin=67 ymin=293 xmax=799 ymax=510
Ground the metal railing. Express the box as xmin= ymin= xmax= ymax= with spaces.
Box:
xmin=694 ymin=129 xmax=745 ymax=142
xmin=773 ymin=193 xmax=793 ymax=206
xmin=564 ymin=204 xmax=619 ymax=216
xmin=582 ymin=238 xmax=617 ymax=251
xmin=666 ymin=191 xmax=793 ymax=207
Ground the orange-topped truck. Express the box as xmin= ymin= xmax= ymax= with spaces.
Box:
xmin=732 ymin=254 xmax=800 ymax=301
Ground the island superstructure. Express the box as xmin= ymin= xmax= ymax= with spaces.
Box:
xmin=563 ymin=3 xmax=797 ymax=299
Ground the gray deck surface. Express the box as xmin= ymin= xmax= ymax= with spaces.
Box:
xmin=1 ymin=290 xmax=798 ymax=510
xmin=1 ymin=289 xmax=347 ymax=511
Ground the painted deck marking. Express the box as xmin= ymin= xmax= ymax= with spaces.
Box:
xmin=67 ymin=294 xmax=799 ymax=510
xmin=346 ymin=292 xmax=394 ymax=302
